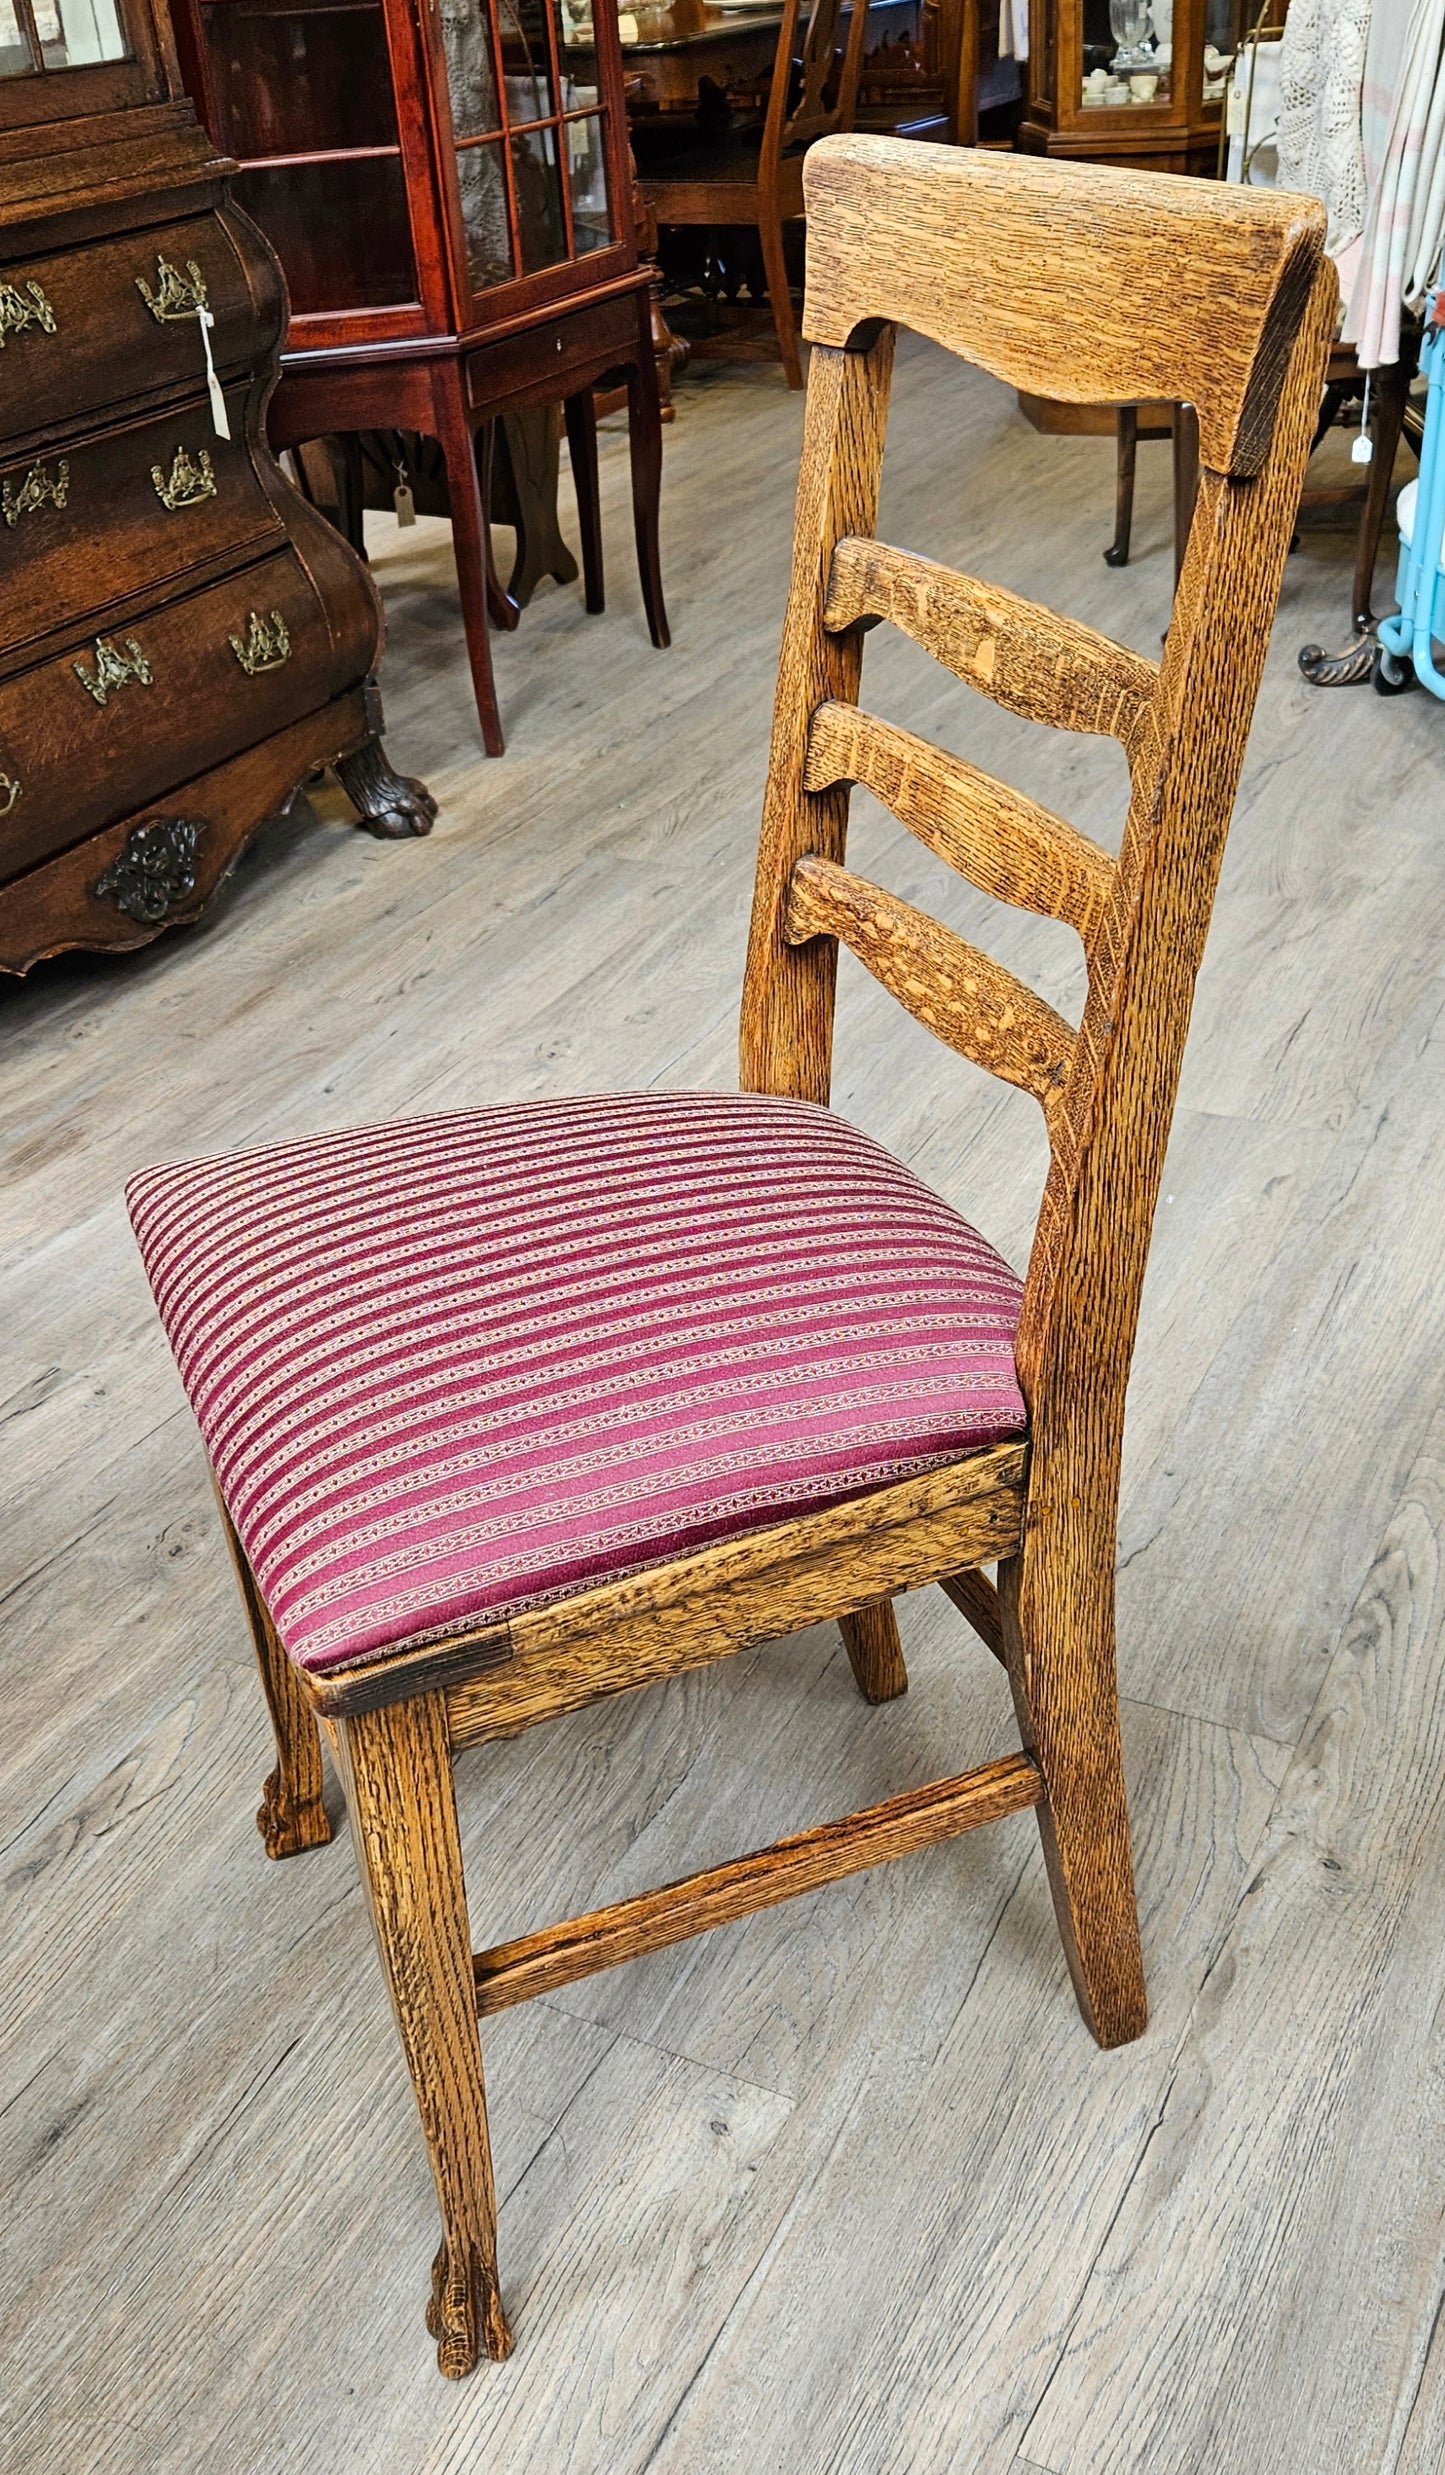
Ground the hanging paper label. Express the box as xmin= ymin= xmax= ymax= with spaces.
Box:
xmin=394 ymin=480 xmax=417 ymax=527
xmin=1351 ymin=433 xmax=1374 ymax=464
xmin=197 ymin=305 xmax=231 ymax=442
xmin=1226 ymin=84 xmax=1247 ymax=137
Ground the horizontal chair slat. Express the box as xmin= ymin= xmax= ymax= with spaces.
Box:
xmin=805 ymin=701 xmax=1116 ymax=949
xmin=784 ymin=853 xmax=1075 ymax=1127
xmin=474 ymin=1753 xmax=1044 ymax=2015
xmin=824 ymin=536 xmax=1159 ymax=762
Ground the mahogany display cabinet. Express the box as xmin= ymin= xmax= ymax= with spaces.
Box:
xmin=1019 ymin=0 xmax=1235 ymax=172
xmin=0 ymin=0 xmax=429 ymax=977
xmin=172 ymin=0 xmax=670 ymax=752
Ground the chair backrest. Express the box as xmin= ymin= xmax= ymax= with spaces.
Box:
xmin=740 ymin=137 xmax=1334 ymax=1498
xmin=761 ymin=0 xmax=873 ymax=174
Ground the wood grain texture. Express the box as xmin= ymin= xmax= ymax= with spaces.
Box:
xmin=1023 ymin=1418 xmax=1445 ymax=2475
xmin=331 ymin=1693 xmax=512 ymax=2375
xmin=215 ymin=1490 xmax=331 ymax=1858
xmin=822 ymin=535 xmax=1160 ymax=761
xmin=801 ymin=134 xmax=1327 ymax=476
xmin=941 ymin=1567 xmax=1006 ymax=1664
xmin=444 ymin=1444 xmax=1027 ymax=1746
xmin=783 ymin=852 xmax=1076 ymax=1127
xmin=804 ymin=699 xmax=1115 ymax=947
xmin=839 ymin=1598 xmax=909 ymax=1701
xmin=474 ymin=1753 xmax=1041 ymax=2015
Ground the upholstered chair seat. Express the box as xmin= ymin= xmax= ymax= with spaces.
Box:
xmin=128 ymin=1090 xmax=1026 ymax=1680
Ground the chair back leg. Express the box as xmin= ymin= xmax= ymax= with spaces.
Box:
xmin=218 ymin=1498 xmax=332 ymax=1860
xmin=839 ymin=1600 xmax=910 ymax=1702
xmin=331 ymin=1691 xmax=514 ymax=2375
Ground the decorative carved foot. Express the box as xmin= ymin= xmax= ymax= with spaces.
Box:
xmin=426 ymin=2240 xmax=514 ymax=2377
xmin=1297 ymin=628 xmax=1378 ymax=686
xmin=258 ymin=1764 xmax=333 ymax=1860
xmin=336 ymin=735 xmax=438 ymax=839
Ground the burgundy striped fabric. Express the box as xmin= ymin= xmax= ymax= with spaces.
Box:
xmin=127 ymin=1092 xmax=1026 ymax=1676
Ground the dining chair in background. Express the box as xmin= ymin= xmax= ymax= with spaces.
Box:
xmin=128 ymin=136 xmax=1334 ymax=2376
xmin=634 ymin=0 xmax=874 ymax=388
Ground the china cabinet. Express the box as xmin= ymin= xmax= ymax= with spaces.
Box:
xmin=1019 ymin=0 xmax=1236 ymax=171
xmin=172 ymin=0 xmax=669 ymax=753
xmin=0 ymin=0 xmax=419 ymax=976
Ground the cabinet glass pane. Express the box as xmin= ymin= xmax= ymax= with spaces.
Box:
xmin=0 ymin=0 xmax=37 ymax=75
xmin=236 ymin=155 xmax=418 ymax=310
xmin=499 ymin=0 xmax=554 ymax=121
xmin=34 ymin=0 xmax=129 ymax=63
xmin=511 ymin=121 xmax=566 ymax=270
xmin=440 ymin=0 xmax=500 ymax=136
xmin=200 ymin=0 xmax=400 ymax=158
xmin=455 ymin=137 xmax=514 ymax=289
xmin=566 ymin=112 xmax=610 ymax=255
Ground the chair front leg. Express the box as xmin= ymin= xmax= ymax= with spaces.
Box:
xmin=331 ymin=1690 xmax=513 ymax=2376
xmin=217 ymin=1499 xmax=332 ymax=1860
xmin=998 ymin=1537 xmax=1147 ymax=2051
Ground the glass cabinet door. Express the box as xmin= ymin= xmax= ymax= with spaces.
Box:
xmin=438 ymin=0 xmax=618 ymax=312
xmin=0 ymin=0 xmax=130 ymax=79
xmin=195 ymin=0 xmax=420 ymax=314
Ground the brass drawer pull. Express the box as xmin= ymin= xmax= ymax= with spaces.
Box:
xmin=229 ymin=609 xmax=291 ymax=675
xmin=0 ymin=278 xmax=57 ymax=347
xmin=74 ymin=635 xmax=153 ymax=707
xmin=135 ymin=256 xmax=209 ymax=322
xmin=0 ymin=769 xmax=21 ymax=816
xmin=2 ymin=458 xmax=69 ymax=527
xmin=152 ymin=445 xmax=216 ymax=510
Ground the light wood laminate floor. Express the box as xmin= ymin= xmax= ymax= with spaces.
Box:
xmin=3 ymin=342 xmax=1443 ymax=2475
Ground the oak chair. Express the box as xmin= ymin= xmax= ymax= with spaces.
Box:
xmin=635 ymin=0 xmax=874 ymax=389
xmin=127 ymin=137 xmax=1333 ymax=2377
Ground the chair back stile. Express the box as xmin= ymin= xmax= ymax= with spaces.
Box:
xmin=741 ymin=145 xmax=1332 ymax=2038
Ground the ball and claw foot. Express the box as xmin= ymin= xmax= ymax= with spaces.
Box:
xmin=336 ymin=736 xmax=439 ymax=840
xmin=257 ymin=1766 xmax=333 ymax=1860
xmin=427 ymin=2242 xmax=514 ymax=2377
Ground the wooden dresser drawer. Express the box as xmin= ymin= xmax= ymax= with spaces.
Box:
xmin=464 ymin=288 xmax=641 ymax=414
xmin=0 ymin=547 xmax=356 ymax=884
xmin=0 ymin=383 xmax=284 ymax=667
xmin=0 ymin=212 xmax=260 ymax=450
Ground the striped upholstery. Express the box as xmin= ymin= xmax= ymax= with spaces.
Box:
xmin=127 ymin=1093 xmax=1026 ymax=1676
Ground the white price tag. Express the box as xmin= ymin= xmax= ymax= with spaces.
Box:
xmin=1351 ymin=432 xmax=1374 ymax=464
xmin=197 ymin=304 xmax=231 ymax=443
xmin=1225 ymin=84 xmax=1247 ymax=137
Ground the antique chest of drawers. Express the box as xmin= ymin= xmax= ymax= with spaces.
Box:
xmin=0 ymin=0 xmax=432 ymax=975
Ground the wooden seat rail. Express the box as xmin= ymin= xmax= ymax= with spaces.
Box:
xmin=473 ymin=1752 xmax=1042 ymax=2016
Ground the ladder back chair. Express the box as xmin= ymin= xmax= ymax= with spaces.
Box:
xmin=636 ymin=0 xmax=873 ymax=389
xmin=127 ymin=137 xmax=1333 ymax=2378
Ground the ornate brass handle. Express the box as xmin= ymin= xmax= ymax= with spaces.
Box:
xmin=152 ymin=445 xmax=216 ymax=511
xmin=0 ymin=278 xmax=57 ymax=347
xmin=229 ymin=610 xmax=291 ymax=675
xmin=73 ymin=636 xmax=153 ymax=707
xmin=0 ymin=769 xmax=21 ymax=816
xmin=135 ymin=256 xmax=209 ymax=322
xmin=2 ymin=458 xmax=68 ymax=527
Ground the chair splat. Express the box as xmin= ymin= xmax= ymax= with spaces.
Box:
xmin=783 ymin=852 xmax=1075 ymax=1127
xmin=804 ymin=702 xmax=1116 ymax=949
xmin=824 ymin=537 xmax=1160 ymax=762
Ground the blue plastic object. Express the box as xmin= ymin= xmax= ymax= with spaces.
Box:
xmin=1377 ymin=290 xmax=1445 ymax=698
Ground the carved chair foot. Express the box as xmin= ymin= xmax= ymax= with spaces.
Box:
xmin=1297 ymin=628 xmax=1377 ymax=686
xmin=336 ymin=736 xmax=439 ymax=839
xmin=257 ymin=1765 xmax=333 ymax=1860
xmin=427 ymin=2241 xmax=514 ymax=2376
